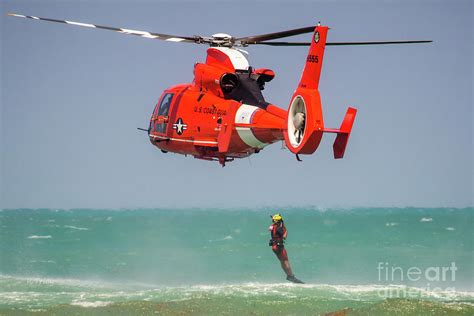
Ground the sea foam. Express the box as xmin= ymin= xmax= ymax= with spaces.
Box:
xmin=27 ymin=235 xmax=52 ymax=239
xmin=71 ymin=301 xmax=112 ymax=308
xmin=64 ymin=225 xmax=89 ymax=231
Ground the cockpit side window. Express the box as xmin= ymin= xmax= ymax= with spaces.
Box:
xmin=158 ymin=93 xmax=174 ymax=116
xmin=151 ymin=93 xmax=174 ymax=134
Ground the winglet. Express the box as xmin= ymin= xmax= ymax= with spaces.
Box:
xmin=324 ymin=107 xmax=357 ymax=159
xmin=331 ymin=107 xmax=357 ymax=159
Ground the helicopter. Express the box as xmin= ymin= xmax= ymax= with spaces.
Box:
xmin=8 ymin=13 xmax=431 ymax=166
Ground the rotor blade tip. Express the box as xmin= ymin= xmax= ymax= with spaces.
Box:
xmin=7 ymin=13 xmax=23 ymax=17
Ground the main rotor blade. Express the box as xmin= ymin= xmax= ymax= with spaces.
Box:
xmin=7 ymin=13 xmax=199 ymax=44
xmin=255 ymin=40 xmax=433 ymax=46
xmin=236 ymin=25 xmax=316 ymax=44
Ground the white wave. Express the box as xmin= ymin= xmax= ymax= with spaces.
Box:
xmin=29 ymin=260 xmax=56 ymax=264
xmin=420 ymin=217 xmax=433 ymax=222
xmin=209 ymin=235 xmax=233 ymax=242
xmin=64 ymin=225 xmax=89 ymax=231
xmin=446 ymin=227 xmax=456 ymax=231
xmin=179 ymin=282 xmax=474 ymax=302
xmin=385 ymin=222 xmax=398 ymax=227
xmin=2 ymin=274 xmax=473 ymax=301
xmin=71 ymin=301 xmax=112 ymax=308
xmin=2 ymin=276 xmax=473 ymax=308
xmin=0 ymin=275 xmax=114 ymax=289
xmin=27 ymin=235 xmax=52 ymax=239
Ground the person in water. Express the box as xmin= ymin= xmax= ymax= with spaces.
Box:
xmin=269 ymin=213 xmax=304 ymax=283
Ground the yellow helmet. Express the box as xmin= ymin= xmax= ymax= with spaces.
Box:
xmin=272 ymin=213 xmax=283 ymax=223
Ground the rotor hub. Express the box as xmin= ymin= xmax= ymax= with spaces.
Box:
xmin=211 ymin=33 xmax=234 ymax=47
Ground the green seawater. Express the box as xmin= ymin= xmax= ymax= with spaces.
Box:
xmin=0 ymin=207 xmax=473 ymax=315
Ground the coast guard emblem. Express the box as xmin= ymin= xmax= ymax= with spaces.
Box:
xmin=173 ymin=118 xmax=187 ymax=135
xmin=314 ymin=31 xmax=320 ymax=43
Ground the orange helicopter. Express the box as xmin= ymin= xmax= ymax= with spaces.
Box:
xmin=8 ymin=13 xmax=431 ymax=166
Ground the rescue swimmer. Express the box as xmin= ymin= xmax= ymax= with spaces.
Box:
xmin=269 ymin=214 xmax=304 ymax=283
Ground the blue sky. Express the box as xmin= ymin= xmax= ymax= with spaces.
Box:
xmin=1 ymin=0 xmax=472 ymax=209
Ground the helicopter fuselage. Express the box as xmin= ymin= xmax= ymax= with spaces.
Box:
xmin=148 ymin=47 xmax=287 ymax=165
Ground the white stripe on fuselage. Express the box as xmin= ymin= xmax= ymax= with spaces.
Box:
xmin=150 ymin=135 xmax=217 ymax=145
xmin=234 ymin=104 xmax=267 ymax=149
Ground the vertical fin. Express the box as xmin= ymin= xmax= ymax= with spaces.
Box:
xmin=298 ymin=26 xmax=328 ymax=90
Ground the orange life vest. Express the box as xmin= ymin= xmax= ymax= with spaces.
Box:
xmin=271 ymin=223 xmax=286 ymax=244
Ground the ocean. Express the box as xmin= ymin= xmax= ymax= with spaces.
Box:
xmin=0 ymin=207 xmax=472 ymax=315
